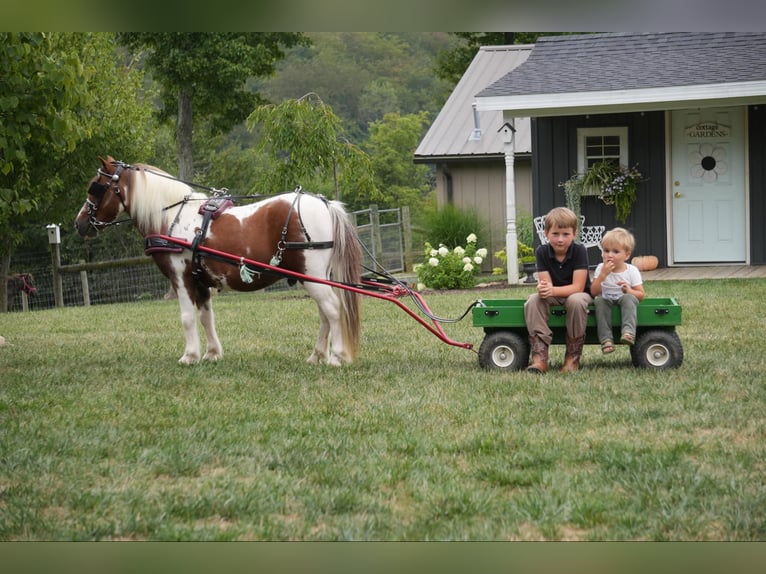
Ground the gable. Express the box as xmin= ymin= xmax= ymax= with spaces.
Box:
xmin=414 ymin=44 xmax=532 ymax=162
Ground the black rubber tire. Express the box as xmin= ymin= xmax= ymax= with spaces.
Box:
xmin=630 ymin=329 xmax=684 ymax=370
xmin=478 ymin=331 xmax=529 ymax=371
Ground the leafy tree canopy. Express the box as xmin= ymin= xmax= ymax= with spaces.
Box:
xmin=246 ymin=93 xmax=380 ymax=209
xmin=261 ymin=32 xmax=454 ymax=142
xmin=366 ymin=111 xmax=433 ymax=211
xmin=1 ymin=33 xmax=88 ymax=240
xmin=0 ymin=32 xmax=154 ymax=310
xmin=117 ymin=33 xmax=309 ymax=135
xmin=0 ymin=33 xmax=153 ymax=246
xmin=117 ymin=33 xmax=309 ymax=181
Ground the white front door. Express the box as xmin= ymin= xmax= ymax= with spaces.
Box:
xmin=671 ymin=107 xmax=747 ymax=263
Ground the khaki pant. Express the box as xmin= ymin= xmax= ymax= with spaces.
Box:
xmin=524 ymin=292 xmax=593 ymax=345
xmin=595 ymin=294 xmax=639 ymax=344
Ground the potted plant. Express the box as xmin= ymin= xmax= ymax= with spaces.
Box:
xmin=493 ymin=240 xmax=537 ymax=282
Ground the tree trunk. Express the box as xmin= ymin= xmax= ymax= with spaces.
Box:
xmin=177 ymin=88 xmax=194 ymax=181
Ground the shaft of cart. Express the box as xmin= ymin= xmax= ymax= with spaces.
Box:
xmin=154 ymin=234 xmax=476 ymax=352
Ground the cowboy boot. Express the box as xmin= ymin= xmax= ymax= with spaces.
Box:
xmin=527 ymin=335 xmax=549 ymax=374
xmin=561 ymin=335 xmax=585 ymax=373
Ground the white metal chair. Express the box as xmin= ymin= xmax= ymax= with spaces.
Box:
xmin=533 ymin=214 xmax=604 ymax=253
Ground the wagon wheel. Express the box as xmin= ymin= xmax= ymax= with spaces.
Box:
xmin=630 ymin=330 xmax=684 ymax=370
xmin=478 ymin=331 xmax=529 ymax=371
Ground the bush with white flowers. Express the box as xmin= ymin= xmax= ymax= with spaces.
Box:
xmin=414 ymin=233 xmax=488 ymax=290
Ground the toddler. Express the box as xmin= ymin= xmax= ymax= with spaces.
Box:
xmin=590 ymin=227 xmax=645 ymax=353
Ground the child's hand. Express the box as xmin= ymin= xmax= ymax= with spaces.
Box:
xmin=617 ymin=280 xmax=630 ymax=293
xmin=600 ymin=260 xmax=615 ymax=278
xmin=537 ymin=279 xmax=553 ymax=298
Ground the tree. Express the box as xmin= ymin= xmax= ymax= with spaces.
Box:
xmin=365 ymin=112 xmax=433 ymax=210
xmin=261 ymin=33 xmax=454 ymax=141
xmin=0 ymin=32 xmax=154 ymax=311
xmin=1 ymin=34 xmax=86 ymax=246
xmin=246 ymin=93 xmax=380 ymax=210
xmin=117 ymin=33 xmax=309 ymax=181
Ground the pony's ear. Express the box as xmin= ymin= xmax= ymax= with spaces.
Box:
xmin=98 ymin=156 xmax=115 ymax=170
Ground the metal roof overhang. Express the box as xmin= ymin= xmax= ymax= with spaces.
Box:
xmin=412 ymin=151 xmax=531 ymax=164
xmin=474 ymin=81 xmax=766 ymax=117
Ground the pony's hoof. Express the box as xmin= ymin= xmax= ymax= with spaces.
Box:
xmin=203 ymin=351 xmax=222 ymax=362
xmin=306 ymin=351 xmax=325 ymax=365
xmin=178 ymin=354 xmax=199 ymax=365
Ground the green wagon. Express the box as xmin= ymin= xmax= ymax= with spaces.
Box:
xmin=473 ymin=297 xmax=684 ymax=371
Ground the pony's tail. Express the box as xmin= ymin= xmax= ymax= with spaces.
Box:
xmin=328 ymin=201 xmax=362 ymax=361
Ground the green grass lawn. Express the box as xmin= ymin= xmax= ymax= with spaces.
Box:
xmin=0 ymin=278 xmax=764 ymax=540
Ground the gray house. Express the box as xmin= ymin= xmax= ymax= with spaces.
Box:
xmin=475 ymin=32 xmax=766 ymax=275
xmin=414 ymin=44 xmax=533 ymax=265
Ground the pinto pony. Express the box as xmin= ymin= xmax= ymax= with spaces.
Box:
xmin=74 ymin=157 xmax=362 ymax=366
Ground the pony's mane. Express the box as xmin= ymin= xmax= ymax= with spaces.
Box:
xmin=129 ymin=164 xmax=207 ymax=233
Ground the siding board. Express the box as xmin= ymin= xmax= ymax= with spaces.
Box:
xmin=749 ymin=105 xmax=766 ymax=265
xmin=534 ymin=112 xmax=668 ymax=265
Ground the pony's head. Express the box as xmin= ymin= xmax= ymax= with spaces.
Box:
xmin=9 ymin=273 xmax=37 ymax=296
xmin=74 ymin=156 xmax=130 ymax=238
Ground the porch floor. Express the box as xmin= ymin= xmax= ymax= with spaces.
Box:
xmin=641 ymin=264 xmax=766 ymax=281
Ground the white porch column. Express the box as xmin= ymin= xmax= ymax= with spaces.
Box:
xmin=499 ymin=120 xmax=517 ymax=282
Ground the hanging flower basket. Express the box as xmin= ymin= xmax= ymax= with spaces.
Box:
xmin=561 ymin=161 xmax=646 ymax=224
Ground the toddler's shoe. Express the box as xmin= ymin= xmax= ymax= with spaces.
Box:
xmin=601 ymin=340 xmax=615 ymax=354
xmin=620 ymin=333 xmax=635 ymax=345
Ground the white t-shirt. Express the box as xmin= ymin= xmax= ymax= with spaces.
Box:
xmin=593 ymin=262 xmax=643 ymax=301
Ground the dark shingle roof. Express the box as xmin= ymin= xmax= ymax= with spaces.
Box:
xmin=478 ymin=32 xmax=766 ymax=98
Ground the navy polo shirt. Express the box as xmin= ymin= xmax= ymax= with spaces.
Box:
xmin=535 ymin=242 xmax=591 ymax=293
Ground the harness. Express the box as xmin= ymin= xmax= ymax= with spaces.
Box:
xmin=144 ymin=187 xmax=334 ymax=287
xmin=190 ymin=195 xmax=234 ymax=282
xmin=269 ymin=187 xmax=334 ymax=267
xmin=84 ymin=163 xmax=130 ymax=229
xmin=87 ymin=161 xmax=336 ymax=288
xmin=9 ymin=273 xmax=37 ymax=296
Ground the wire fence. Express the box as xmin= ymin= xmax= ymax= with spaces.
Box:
xmin=7 ymin=205 xmax=411 ymax=313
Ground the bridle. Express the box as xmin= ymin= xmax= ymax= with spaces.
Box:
xmin=82 ymin=160 xmax=227 ymax=233
xmin=12 ymin=273 xmax=37 ymax=296
xmin=84 ymin=161 xmax=132 ymax=231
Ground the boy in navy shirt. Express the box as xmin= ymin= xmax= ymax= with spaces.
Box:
xmin=525 ymin=207 xmax=592 ymax=373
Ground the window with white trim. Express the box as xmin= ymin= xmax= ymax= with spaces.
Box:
xmin=577 ymin=127 xmax=628 ymax=194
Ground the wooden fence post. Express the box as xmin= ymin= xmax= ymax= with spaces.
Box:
xmin=50 ymin=242 xmax=64 ymax=308
xmin=46 ymin=224 xmax=64 ymax=308
xmin=401 ymin=205 xmax=412 ymax=272
xmin=79 ymin=260 xmax=90 ymax=307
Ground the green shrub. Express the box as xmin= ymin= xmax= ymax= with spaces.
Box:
xmin=516 ymin=210 xmax=535 ymax=249
xmin=421 ymin=204 xmax=487 ymax=249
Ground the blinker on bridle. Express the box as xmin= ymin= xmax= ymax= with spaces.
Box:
xmin=85 ymin=162 xmax=131 ymax=230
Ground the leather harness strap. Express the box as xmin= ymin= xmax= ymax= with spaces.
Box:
xmin=191 ymin=196 xmax=234 ymax=282
xmin=144 ymin=189 xmax=334 ymax=288
xmin=270 ymin=188 xmax=334 ymax=266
